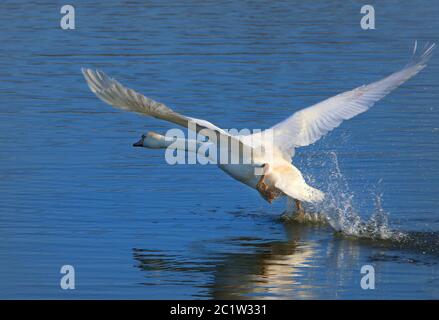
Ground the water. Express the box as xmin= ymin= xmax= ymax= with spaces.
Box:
xmin=1 ymin=0 xmax=439 ymax=299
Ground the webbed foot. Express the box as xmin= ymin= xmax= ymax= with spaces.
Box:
xmin=256 ymin=164 xmax=278 ymax=203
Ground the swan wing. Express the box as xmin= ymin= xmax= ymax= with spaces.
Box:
xmin=82 ymin=68 xmax=230 ymax=137
xmin=268 ymin=42 xmax=435 ymax=158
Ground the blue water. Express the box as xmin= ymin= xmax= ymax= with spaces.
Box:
xmin=1 ymin=0 xmax=439 ymax=299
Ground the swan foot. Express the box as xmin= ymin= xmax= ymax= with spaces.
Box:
xmin=256 ymin=164 xmax=270 ymax=202
xmin=256 ymin=180 xmax=273 ymax=203
xmin=256 ymin=164 xmax=281 ymax=204
xmin=261 ymin=187 xmax=279 ymax=203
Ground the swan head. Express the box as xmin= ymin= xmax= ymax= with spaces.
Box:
xmin=132 ymin=132 xmax=167 ymax=148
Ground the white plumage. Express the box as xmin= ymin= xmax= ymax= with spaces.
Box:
xmin=82 ymin=42 xmax=434 ymax=211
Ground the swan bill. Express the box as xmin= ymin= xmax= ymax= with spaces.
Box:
xmin=133 ymin=138 xmax=144 ymax=147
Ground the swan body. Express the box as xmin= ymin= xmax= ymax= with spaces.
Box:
xmin=135 ymin=131 xmax=322 ymax=203
xmin=82 ymin=42 xmax=435 ymax=210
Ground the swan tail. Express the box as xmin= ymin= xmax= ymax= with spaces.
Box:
xmin=301 ymin=185 xmax=325 ymax=203
xmin=275 ymin=179 xmax=325 ymax=203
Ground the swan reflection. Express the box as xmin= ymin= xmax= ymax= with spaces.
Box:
xmin=133 ymin=223 xmax=368 ymax=299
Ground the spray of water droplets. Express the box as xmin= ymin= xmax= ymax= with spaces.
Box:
xmin=306 ymin=152 xmax=406 ymax=240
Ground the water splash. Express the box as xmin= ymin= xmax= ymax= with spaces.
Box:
xmin=315 ymin=152 xmax=405 ymax=241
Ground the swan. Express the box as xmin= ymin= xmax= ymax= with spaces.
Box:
xmin=82 ymin=42 xmax=435 ymax=216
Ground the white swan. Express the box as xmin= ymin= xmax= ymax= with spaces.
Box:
xmin=82 ymin=42 xmax=434 ymax=214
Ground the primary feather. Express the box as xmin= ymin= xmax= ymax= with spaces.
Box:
xmin=265 ymin=42 xmax=435 ymax=159
xmin=82 ymin=68 xmax=230 ymax=136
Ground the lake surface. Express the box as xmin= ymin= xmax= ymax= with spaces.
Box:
xmin=0 ymin=0 xmax=438 ymax=299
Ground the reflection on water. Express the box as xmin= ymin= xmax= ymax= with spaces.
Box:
xmin=133 ymin=224 xmax=322 ymax=299
xmin=209 ymin=225 xmax=318 ymax=299
xmin=133 ymin=221 xmax=439 ymax=299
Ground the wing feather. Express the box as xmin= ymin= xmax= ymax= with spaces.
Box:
xmin=82 ymin=68 xmax=230 ymax=136
xmin=269 ymin=42 xmax=435 ymax=158
xmin=82 ymin=69 xmax=253 ymax=159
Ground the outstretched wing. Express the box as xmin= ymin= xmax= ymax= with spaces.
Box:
xmin=82 ymin=68 xmax=229 ymax=136
xmin=82 ymin=69 xmax=254 ymax=163
xmin=267 ymin=42 xmax=435 ymax=159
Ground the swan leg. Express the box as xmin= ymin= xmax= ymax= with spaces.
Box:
xmin=256 ymin=164 xmax=275 ymax=203
xmin=280 ymin=199 xmax=306 ymax=222
xmin=256 ymin=164 xmax=269 ymax=190
xmin=293 ymin=199 xmax=306 ymax=220
xmin=295 ymin=199 xmax=303 ymax=213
